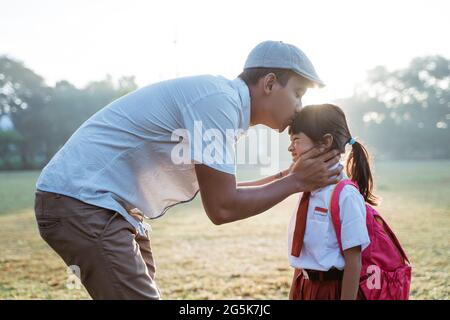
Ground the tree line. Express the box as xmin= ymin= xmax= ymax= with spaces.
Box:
xmin=0 ymin=55 xmax=449 ymax=170
xmin=0 ymin=56 xmax=137 ymax=169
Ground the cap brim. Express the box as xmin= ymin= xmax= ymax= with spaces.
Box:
xmin=292 ymin=70 xmax=325 ymax=88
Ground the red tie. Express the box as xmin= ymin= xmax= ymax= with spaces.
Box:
xmin=291 ymin=191 xmax=311 ymax=257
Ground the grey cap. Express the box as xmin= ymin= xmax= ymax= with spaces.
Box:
xmin=244 ymin=40 xmax=325 ymax=87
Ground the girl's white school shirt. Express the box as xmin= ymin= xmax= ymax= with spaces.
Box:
xmin=288 ymin=171 xmax=370 ymax=271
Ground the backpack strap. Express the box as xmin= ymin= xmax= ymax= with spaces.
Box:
xmin=329 ymin=179 xmax=360 ymax=256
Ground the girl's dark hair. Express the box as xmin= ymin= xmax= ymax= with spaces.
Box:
xmin=289 ymin=104 xmax=379 ymax=206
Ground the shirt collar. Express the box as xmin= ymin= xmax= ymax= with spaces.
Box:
xmin=231 ymin=77 xmax=251 ymax=132
xmin=310 ymin=161 xmax=348 ymax=197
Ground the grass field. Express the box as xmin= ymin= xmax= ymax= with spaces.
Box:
xmin=0 ymin=161 xmax=449 ymax=299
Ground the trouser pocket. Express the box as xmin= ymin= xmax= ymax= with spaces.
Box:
xmin=36 ymin=216 xmax=61 ymax=230
xmin=35 ymin=191 xmax=63 ymax=240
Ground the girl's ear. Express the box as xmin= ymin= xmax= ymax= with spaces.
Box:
xmin=320 ymin=133 xmax=334 ymax=150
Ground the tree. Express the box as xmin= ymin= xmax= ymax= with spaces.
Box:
xmin=340 ymin=55 xmax=450 ymax=159
xmin=0 ymin=56 xmax=52 ymax=168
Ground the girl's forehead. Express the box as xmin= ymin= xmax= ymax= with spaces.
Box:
xmin=289 ymin=132 xmax=307 ymax=140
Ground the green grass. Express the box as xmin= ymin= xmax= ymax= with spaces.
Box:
xmin=0 ymin=171 xmax=40 ymax=216
xmin=0 ymin=161 xmax=449 ymax=299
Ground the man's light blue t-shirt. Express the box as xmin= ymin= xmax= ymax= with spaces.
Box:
xmin=36 ymin=75 xmax=251 ymax=235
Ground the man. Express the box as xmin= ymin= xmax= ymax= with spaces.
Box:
xmin=35 ymin=40 xmax=342 ymax=299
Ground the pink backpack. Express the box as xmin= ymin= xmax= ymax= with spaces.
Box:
xmin=330 ymin=179 xmax=412 ymax=300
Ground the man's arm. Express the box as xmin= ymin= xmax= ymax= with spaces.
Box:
xmin=237 ymin=168 xmax=289 ymax=187
xmin=195 ymin=147 xmax=342 ymax=225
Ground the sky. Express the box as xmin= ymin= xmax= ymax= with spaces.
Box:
xmin=1 ymin=0 xmax=449 ymax=104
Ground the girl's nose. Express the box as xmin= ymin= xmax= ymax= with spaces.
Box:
xmin=288 ymin=144 xmax=293 ymax=152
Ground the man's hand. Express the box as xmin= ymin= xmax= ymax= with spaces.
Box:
xmin=289 ymin=146 xmax=343 ymax=192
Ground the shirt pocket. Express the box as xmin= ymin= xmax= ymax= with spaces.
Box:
xmin=303 ymin=219 xmax=329 ymax=262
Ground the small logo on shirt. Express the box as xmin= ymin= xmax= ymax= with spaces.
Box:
xmin=314 ymin=206 xmax=328 ymax=216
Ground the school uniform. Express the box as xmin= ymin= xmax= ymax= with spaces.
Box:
xmin=288 ymin=170 xmax=370 ymax=300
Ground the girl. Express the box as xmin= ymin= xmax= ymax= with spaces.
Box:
xmin=287 ymin=103 xmax=378 ymax=300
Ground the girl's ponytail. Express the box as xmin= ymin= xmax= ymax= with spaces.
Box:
xmin=346 ymin=139 xmax=379 ymax=206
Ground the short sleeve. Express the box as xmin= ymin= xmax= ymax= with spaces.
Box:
xmin=180 ymin=93 xmax=240 ymax=175
xmin=339 ymin=185 xmax=371 ymax=252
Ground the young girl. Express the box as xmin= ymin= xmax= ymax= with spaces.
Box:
xmin=287 ymin=103 xmax=378 ymax=300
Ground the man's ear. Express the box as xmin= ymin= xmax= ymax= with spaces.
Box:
xmin=262 ymin=73 xmax=277 ymax=95
xmin=320 ymin=133 xmax=334 ymax=150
